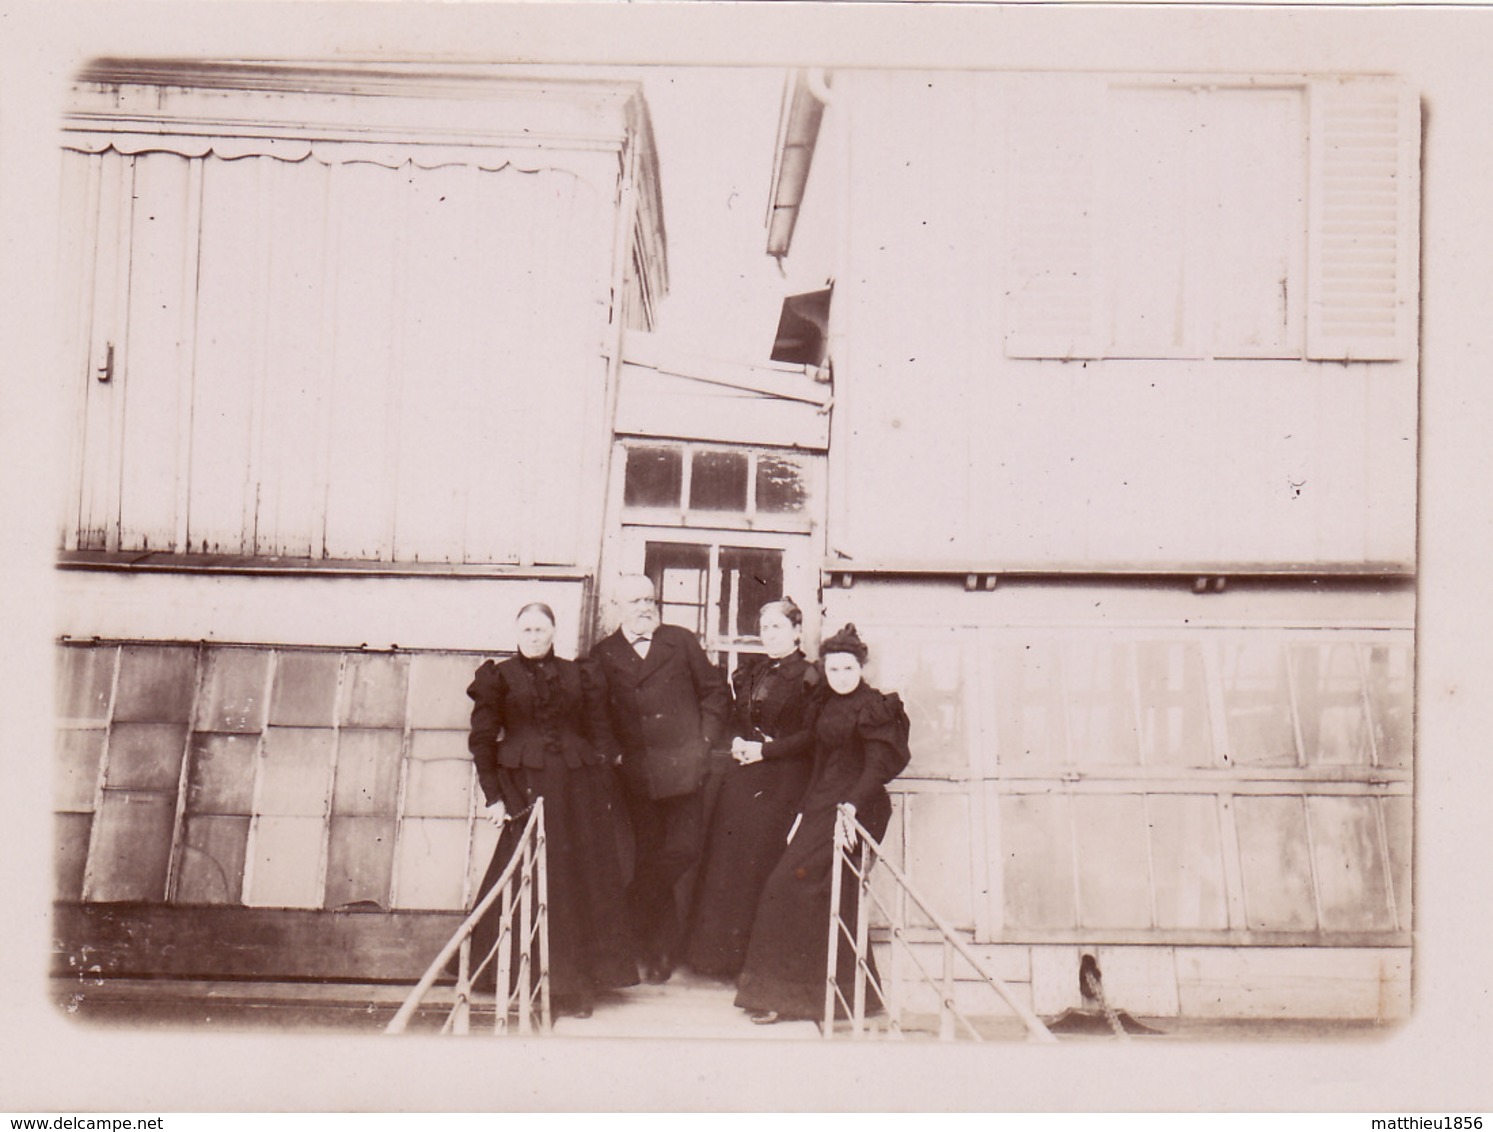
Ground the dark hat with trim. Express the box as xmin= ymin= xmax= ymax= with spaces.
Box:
xmin=820 ymin=622 xmax=869 ymax=663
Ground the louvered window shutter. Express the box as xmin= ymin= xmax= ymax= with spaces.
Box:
xmin=1004 ymin=75 xmax=1104 ymax=359
xmin=1306 ymin=78 xmax=1421 ymax=361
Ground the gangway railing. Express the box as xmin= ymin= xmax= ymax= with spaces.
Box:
xmin=825 ymin=804 xmax=1056 ymax=1043
xmin=386 ymin=798 xmax=550 ymax=1036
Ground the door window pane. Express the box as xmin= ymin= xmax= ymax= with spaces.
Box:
xmin=717 ymin=547 xmax=783 ymax=640
xmin=623 ymin=445 xmax=682 ymax=507
xmin=689 ymin=449 xmax=748 ymax=511
xmin=644 ymin=542 xmax=709 ymax=636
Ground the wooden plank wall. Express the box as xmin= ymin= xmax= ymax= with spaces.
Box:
xmin=824 ymin=71 xmax=1417 ymax=569
xmin=64 ymin=146 xmax=616 ymax=568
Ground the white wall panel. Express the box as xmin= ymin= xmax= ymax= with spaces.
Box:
xmin=190 ymin=155 xmax=267 ymax=555
xmin=393 ymin=162 xmax=482 ymax=564
xmin=255 ymin=157 xmax=331 ymax=558
xmin=119 ymin=153 xmax=196 ymax=553
xmin=76 ymin=152 xmax=133 ymax=551
xmin=324 ymin=160 xmax=403 ymax=561
xmin=56 ymin=569 xmax=588 ymax=653
xmin=458 ymin=166 xmax=530 ymax=565
xmin=63 ymin=123 xmax=626 ymax=570
xmin=59 ymin=150 xmax=105 ymax=551
xmin=819 ymin=71 xmax=1418 ymax=570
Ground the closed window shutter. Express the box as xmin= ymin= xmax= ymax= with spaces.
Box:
xmin=1306 ymin=78 xmax=1421 ymax=361
xmin=1004 ymin=75 xmax=1104 ymax=359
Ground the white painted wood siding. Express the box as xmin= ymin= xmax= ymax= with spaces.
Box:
xmin=817 ymin=71 xmax=1418 ymax=569
xmin=62 ymin=142 xmax=618 ymax=567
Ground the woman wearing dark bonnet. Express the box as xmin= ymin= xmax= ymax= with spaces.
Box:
xmin=464 ymin=602 xmax=637 ymax=1018
xmin=733 ymin=622 xmax=912 ymax=1025
xmin=683 ymin=597 xmax=818 ymax=978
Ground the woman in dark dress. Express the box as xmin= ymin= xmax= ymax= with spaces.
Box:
xmin=734 ymin=624 xmax=912 ymax=1024
xmin=683 ymin=598 xmax=818 ymax=977
xmin=465 ymin=602 xmax=637 ymax=1018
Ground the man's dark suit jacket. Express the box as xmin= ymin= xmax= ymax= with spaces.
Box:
xmin=590 ymin=623 xmax=729 ymax=800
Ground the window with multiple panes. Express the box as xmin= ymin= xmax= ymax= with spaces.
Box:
xmin=1005 ymin=75 xmax=1419 ymax=362
xmin=620 ymin=441 xmax=812 ymax=526
xmin=859 ymin=621 xmax=1411 ymax=942
xmin=55 ymin=642 xmax=499 ymax=912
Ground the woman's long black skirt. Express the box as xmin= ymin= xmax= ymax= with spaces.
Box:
xmin=468 ymin=760 xmax=637 ymax=1002
xmin=732 ymin=789 xmax=892 ymax=1022
xmin=683 ymin=757 xmax=813 ymax=977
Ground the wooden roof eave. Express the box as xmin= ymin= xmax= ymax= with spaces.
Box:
xmin=765 ymin=69 xmax=828 ymax=260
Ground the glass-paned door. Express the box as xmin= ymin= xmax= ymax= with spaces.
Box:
xmin=622 ymin=527 xmax=813 ymax=677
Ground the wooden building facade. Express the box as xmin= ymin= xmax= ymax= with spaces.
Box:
xmin=768 ymin=69 xmax=1417 ymax=1021
xmin=51 ymin=60 xmax=675 ymax=983
xmin=51 ymin=57 xmax=1419 ymax=1025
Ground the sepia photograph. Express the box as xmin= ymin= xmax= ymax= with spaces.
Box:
xmin=2 ymin=0 xmax=1491 ymax=1115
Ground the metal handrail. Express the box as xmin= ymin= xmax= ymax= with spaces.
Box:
xmin=825 ymin=805 xmax=1056 ymax=1043
xmin=386 ymin=797 xmax=550 ymax=1035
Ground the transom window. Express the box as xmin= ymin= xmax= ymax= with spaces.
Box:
xmin=622 ymin=441 xmax=810 ymax=524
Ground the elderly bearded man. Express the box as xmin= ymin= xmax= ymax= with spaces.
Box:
xmin=590 ymin=574 xmax=729 ymax=983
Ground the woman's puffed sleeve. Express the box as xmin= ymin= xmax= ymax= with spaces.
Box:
xmin=466 ymin=660 xmax=506 ymax=807
xmin=578 ymin=658 xmax=619 ymax=765
xmin=845 ymin=692 xmax=913 ymax=812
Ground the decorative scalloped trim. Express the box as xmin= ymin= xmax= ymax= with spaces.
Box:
xmin=59 ymin=134 xmax=576 ymax=175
